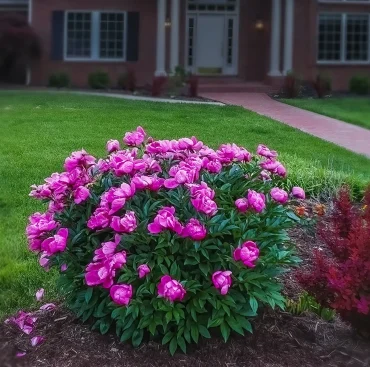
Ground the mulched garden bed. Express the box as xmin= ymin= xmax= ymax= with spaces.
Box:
xmin=2 ymin=213 xmax=370 ymax=367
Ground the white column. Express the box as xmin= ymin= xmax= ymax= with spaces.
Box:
xmin=26 ymin=0 xmax=33 ymax=86
xmin=283 ymin=0 xmax=295 ymax=75
xmin=268 ymin=0 xmax=282 ymax=76
xmin=170 ymin=0 xmax=180 ymax=73
xmin=155 ymin=0 xmax=167 ymax=76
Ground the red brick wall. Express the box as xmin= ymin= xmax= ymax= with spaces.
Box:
xmin=30 ymin=0 xmax=157 ymax=87
xmin=293 ymin=1 xmax=370 ymax=91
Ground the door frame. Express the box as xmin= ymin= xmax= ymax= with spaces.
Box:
xmin=185 ymin=1 xmax=239 ymax=76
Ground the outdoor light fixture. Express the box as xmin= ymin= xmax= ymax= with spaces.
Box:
xmin=165 ymin=17 xmax=171 ymax=27
xmin=255 ymin=19 xmax=264 ymax=31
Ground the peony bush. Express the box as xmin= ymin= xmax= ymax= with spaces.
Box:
xmin=27 ymin=127 xmax=305 ymax=354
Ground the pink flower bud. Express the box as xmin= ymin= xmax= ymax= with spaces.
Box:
xmin=247 ymin=190 xmax=266 ymax=213
xmin=138 ymin=264 xmax=151 ymax=279
xmin=233 ymin=241 xmax=260 ymax=268
xmin=235 ymin=198 xmax=249 ymax=213
xmin=212 ymin=271 xmax=232 ymax=295
xmin=182 ymin=219 xmax=207 ymax=241
xmin=110 ymin=284 xmax=133 ymax=306
xmin=106 ymin=139 xmax=120 ymax=153
xmin=157 ymin=275 xmax=186 ymax=302
xmin=270 ymin=187 xmax=288 ymax=204
xmin=291 ymin=187 xmax=305 ymax=199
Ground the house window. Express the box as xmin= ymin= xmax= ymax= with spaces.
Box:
xmin=99 ymin=13 xmax=125 ymax=59
xmin=318 ymin=13 xmax=370 ymax=63
xmin=66 ymin=12 xmax=92 ymax=58
xmin=65 ymin=11 xmax=126 ymax=61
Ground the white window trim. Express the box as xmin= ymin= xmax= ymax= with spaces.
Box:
xmin=319 ymin=1 xmax=370 ymax=4
xmin=64 ymin=10 xmax=127 ymax=62
xmin=317 ymin=12 xmax=370 ymax=65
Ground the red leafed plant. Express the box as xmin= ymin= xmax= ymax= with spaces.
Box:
xmin=297 ymin=185 xmax=370 ymax=332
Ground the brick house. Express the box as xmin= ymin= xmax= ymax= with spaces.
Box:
xmin=1 ymin=0 xmax=370 ymax=91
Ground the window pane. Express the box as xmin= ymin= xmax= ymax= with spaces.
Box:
xmin=99 ymin=12 xmax=125 ymax=59
xmin=346 ymin=14 xmax=369 ymax=61
xmin=318 ymin=14 xmax=342 ymax=61
xmin=66 ymin=12 xmax=91 ymax=58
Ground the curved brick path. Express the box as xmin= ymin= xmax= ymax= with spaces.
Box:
xmin=201 ymin=93 xmax=370 ymax=158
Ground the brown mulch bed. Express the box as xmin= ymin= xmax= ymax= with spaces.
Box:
xmin=2 ymin=214 xmax=370 ymax=366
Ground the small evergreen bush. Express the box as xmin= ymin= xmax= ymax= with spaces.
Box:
xmin=349 ymin=75 xmax=370 ymax=95
xmin=88 ymin=71 xmax=110 ymax=89
xmin=48 ymin=72 xmax=70 ymax=88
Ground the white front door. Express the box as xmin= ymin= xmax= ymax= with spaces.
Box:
xmin=196 ymin=15 xmax=225 ymax=74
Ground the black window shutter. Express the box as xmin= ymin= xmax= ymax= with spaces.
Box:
xmin=51 ymin=11 xmax=65 ymax=60
xmin=127 ymin=12 xmax=140 ymax=62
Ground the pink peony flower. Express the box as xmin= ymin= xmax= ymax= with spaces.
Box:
xmin=29 ymin=184 xmax=52 ymax=200
xmin=93 ymin=234 xmax=121 ymax=262
xmin=41 ymin=228 xmax=69 ymax=255
xmin=148 ymin=206 xmax=183 ymax=235
xmin=85 ymin=252 xmax=126 ymax=289
xmin=111 ymin=211 xmax=137 ymax=233
xmin=260 ymin=159 xmax=287 ymax=178
xmin=87 ymin=208 xmax=110 ymax=230
xmin=31 ymin=336 xmax=44 ymax=347
xmin=157 ymin=275 xmax=186 ymax=302
xmin=182 ymin=219 xmax=207 ymax=241
xmin=123 ymin=126 xmax=146 ymax=146
xmin=247 ymin=190 xmax=266 ymax=213
xmin=73 ymin=186 xmax=90 ymax=204
xmin=110 ymin=284 xmax=133 ymax=306
xmin=132 ymin=175 xmax=164 ymax=191
xmin=6 ymin=311 xmax=38 ymax=335
xmin=26 ymin=212 xmax=57 ymax=243
xmin=212 ymin=271 xmax=232 ymax=295
xmin=234 ymin=241 xmax=260 ymax=268
xmin=216 ymin=144 xmax=251 ymax=164
xmin=191 ymin=195 xmax=218 ymax=216
xmin=291 ymin=187 xmax=305 ymax=199
xmin=35 ymin=288 xmax=44 ymax=302
xmin=257 ymin=144 xmax=278 ymax=159
xmin=96 ymin=158 xmax=110 ymax=172
xmin=138 ymin=264 xmax=151 ymax=279
xmin=106 ymin=139 xmax=120 ymax=153
xmin=235 ymin=198 xmax=249 ymax=213
xmin=64 ymin=149 xmax=96 ymax=172
xmin=270 ymin=188 xmax=288 ymax=204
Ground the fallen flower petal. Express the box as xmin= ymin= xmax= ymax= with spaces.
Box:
xmin=16 ymin=351 xmax=27 ymax=358
xmin=31 ymin=336 xmax=44 ymax=347
xmin=39 ymin=303 xmax=57 ymax=311
xmin=35 ymin=288 xmax=44 ymax=301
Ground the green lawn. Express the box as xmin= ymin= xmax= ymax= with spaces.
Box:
xmin=282 ymin=97 xmax=370 ymax=130
xmin=1 ymin=91 xmax=370 ymax=318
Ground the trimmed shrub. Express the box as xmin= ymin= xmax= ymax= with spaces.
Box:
xmin=118 ymin=69 xmax=136 ymax=92
xmin=313 ymin=74 xmax=331 ymax=98
xmin=152 ymin=76 xmax=167 ymax=96
xmin=48 ymin=72 xmax=70 ymax=88
xmin=298 ymin=185 xmax=370 ymax=332
xmin=27 ymin=130 xmax=305 ymax=354
xmin=88 ymin=71 xmax=110 ymax=89
xmin=349 ymin=75 xmax=370 ymax=95
xmin=187 ymin=75 xmax=199 ymax=98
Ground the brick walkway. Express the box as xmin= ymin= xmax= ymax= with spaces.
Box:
xmin=201 ymin=92 xmax=370 ymax=158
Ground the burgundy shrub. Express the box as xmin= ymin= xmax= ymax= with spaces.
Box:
xmin=0 ymin=14 xmax=41 ymax=65
xmin=298 ymin=185 xmax=370 ymax=332
xmin=151 ymin=76 xmax=167 ymax=97
xmin=187 ymin=75 xmax=199 ymax=98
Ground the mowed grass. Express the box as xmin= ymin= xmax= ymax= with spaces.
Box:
xmin=1 ymin=91 xmax=370 ymax=318
xmin=282 ymin=97 xmax=370 ymax=130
